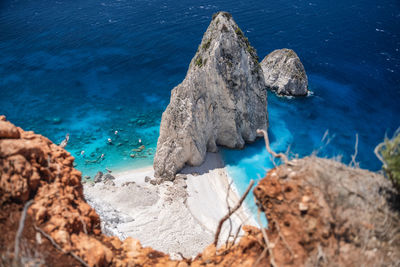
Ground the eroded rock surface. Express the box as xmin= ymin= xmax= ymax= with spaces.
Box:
xmin=261 ymin=48 xmax=308 ymax=96
xmin=1 ymin=116 xmax=399 ymax=267
xmin=0 ymin=116 xmax=175 ymax=267
xmin=154 ymin=11 xmax=268 ymax=181
xmin=253 ymin=157 xmax=400 ymax=267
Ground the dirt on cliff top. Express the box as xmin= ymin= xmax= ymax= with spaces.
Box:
xmin=253 ymin=156 xmax=400 ymax=267
xmin=1 ymin=115 xmax=399 ymax=266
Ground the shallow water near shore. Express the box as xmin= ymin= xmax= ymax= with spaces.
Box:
xmin=1 ymin=0 xmax=399 ymax=209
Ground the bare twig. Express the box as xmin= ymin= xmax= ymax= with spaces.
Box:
xmin=60 ymin=133 xmax=70 ymax=148
xmin=275 ymin=220 xmax=294 ymax=261
xmin=13 ymin=200 xmax=34 ymax=266
xmin=224 ymin=223 xmax=243 ymax=251
xmin=177 ymin=252 xmax=188 ymax=261
xmin=79 ymin=216 xmax=88 ymax=235
xmin=252 ymin=247 xmax=267 ymax=267
xmin=257 ymin=129 xmax=288 ymax=165
xmin=214 ymin=180 xmax=255 ymax=247
xmin=225 ymin=181 xmax=233 ymax=248
xmin=312 ymin=130 xmax=335 ymax=156
xmin=34 ymin=224 xmax=89 ymax=267
xmin=349 ymin=134 xmax=359 ymax=168
xmin=255 ymin=208 xmax=277 ymax=267
xmin=374 ymin=142 xmax=387 ymax=168
xmin=230 ymin=224 xmax=242 ymax=249
xmin=321 ymin=129 xmax=329 ymax=143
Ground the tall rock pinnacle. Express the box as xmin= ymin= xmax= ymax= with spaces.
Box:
xmin=154 ymin=12 xmax=268 ymax=180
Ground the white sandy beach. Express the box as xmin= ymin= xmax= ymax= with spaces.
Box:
xmin=83 ymin=152 xmax=256 ymax=258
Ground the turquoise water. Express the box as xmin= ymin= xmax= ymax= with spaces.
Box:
xmin=1 ymin=0 xmax=399 ymax=212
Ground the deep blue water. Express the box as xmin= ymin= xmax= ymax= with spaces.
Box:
xmin=1 ymin=0 xmax=400 ymax=210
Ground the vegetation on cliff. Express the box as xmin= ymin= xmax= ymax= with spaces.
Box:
xmin=376 ymin=129 xmax=400 ymax=192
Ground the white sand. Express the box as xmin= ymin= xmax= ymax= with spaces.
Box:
xmin=83 ymin=152 xmax=256 ymax=258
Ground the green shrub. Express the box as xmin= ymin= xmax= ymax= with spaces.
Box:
xmin=235 ymin=27 xmax=244 ymax=37
xmin=195 ymin=57 xmax=203 ymax=67
xmin=246 ymin=45 xmax=256 ymax=56
xmin=202 ymin=39 xmax=211 ymax=51
xmin=235 ymin=26 xmax=258 ymax=60
xmin=376 ymin=129 xmax=400 ymax=191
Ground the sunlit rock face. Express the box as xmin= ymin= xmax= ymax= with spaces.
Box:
xmin=154 ymin=12 xmax=268 ymax=181
xmin=261 ymin=48 xmax=308 ymax=96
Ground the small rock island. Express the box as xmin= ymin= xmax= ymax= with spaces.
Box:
xmin=154 ymin=12 xmax=268 ymax=180
xmin=261 ymin=48 xmax=309 ymax=96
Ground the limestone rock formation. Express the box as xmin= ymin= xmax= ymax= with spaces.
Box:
xmin=154 ymin=12 xmax=268 ymax=180
xmin=261 ymin=48 xmax=308 ymax=96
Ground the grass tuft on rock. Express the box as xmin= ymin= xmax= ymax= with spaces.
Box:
xmin=234 ymin=26 xmax=259 ymax=63
xmin=235 ymin=27 xmax=244 ymax=37
xmin=202 ymin=39 xmax=211 ymax=51
xmin=195 ymin=56 xmax=203 ymax=67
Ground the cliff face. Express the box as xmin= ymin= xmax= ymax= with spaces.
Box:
xmin=0 ymin=116 xmax=174 ymax=267
xmin=261 ymin=48 xmax=308 ymax=96
xmin=153 ymin=12 xmax=268 ymax=181
xmin=254 ymin=157 xmax=400 ymax=267
xmin=1 ymin=117 xmax=399 ymax=266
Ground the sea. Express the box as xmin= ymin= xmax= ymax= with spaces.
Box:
xmin=1 ymin=0 xmax=399 ymax=214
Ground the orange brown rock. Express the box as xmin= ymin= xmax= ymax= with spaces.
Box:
xmin=1 ymin=117 xmax=399 ymax=266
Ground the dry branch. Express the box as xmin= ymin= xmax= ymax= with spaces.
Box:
xmin=225 ymin=181 xmax=233 ymax=248
xmin=312 ymin=129 xmax=335 ymax=156
xmin=256 ymin=208 xmax=277 ymax=267
xmin=13 ymin=200 xmax=34 ymax=266
xmin=230 ymin=224 xmax=242 ymax=249
xmin=252 ymin=247 xmax=267 ymax=267
xmin=374 ymin=142 xmax=387 ymax=168
xmin=257 ymin=129 xmax=288 ymax=165
xmin=214 ymin=180 xmax=255 ymax=247
xmin=59 ymin=133 xmax=69 ymax=148
xmin=34 ymin=224 xmax=89 ymax=267
xmin=177 ymin=252 xmax=188 ymax=261
xmin=274 ymin=219 xmax=294 ymax=261
xmin=349 ymin=134 xmax=359 ymax=168
xmin=79 ymin=216 xmax=88 ymax=235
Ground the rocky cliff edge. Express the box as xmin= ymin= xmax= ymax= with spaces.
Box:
xmin=1 ymin=117 xmax=399 ymax=266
